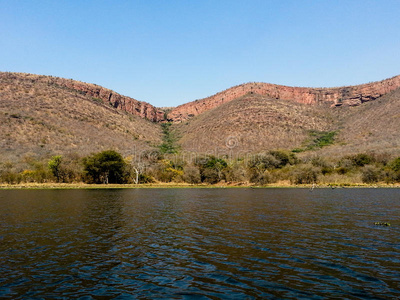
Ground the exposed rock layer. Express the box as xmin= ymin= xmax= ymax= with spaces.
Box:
xmin=5 ymin=73 xmax=165 ymax=122
xmin=168 ymin=75 xmax=400 ymax=122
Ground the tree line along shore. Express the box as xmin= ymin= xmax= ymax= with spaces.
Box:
xmin=1 ymin=149 xmax=400 ymax=187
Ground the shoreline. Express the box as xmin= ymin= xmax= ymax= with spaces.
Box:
xmin=0 ymin=182 xmax=399 ymax=190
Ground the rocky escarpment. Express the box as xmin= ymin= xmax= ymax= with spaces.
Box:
xmin=168 ymin=75 xmax=400 ymax=122
xmin=3 ymin=73 xmax=165 ymax=122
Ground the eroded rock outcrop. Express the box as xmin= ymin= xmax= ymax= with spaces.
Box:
xmin=52 ymin=78 xmax=165 ymax=122
xmin=168 ymin=75 xmax=400 ymax=122
xmin=14 ymin=73 xmax=165 ymax=122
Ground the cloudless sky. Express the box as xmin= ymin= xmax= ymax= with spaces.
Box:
xmin=1 ymin=0 xmax=400 ymax=107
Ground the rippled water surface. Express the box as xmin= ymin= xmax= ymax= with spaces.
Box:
xmin=0 ymin=188 xmax=399 ymax=299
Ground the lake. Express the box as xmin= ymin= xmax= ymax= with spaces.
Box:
xmin=0 ymin=188 xmax=399 ymax=299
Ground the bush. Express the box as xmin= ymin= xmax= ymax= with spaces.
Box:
xmin=182 ymin=165 xmax=201 ymax=184
xmin=361 ymin=165 xmax=381 ymax=184
xmin=269 ymin=150 xmax=297 ymax=168
xmin=48 ymin=155 xmax=63 ymax=182
xmin=292 ymin=166 xmax=318 ymax=184
xmin=389 ymin=157 xmax=400 ymax=173
xmin=250 ymin=170 xmax=273 ymax=185
xmin=83 ymin=150 xmax=129 ymax=184
xmin=195 ymin=156 xmax=227 ymax=183
xmin=351 ymin=153 xmax=374 ymax=167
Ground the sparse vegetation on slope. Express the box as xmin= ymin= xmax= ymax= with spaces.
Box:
xmin=0 ymin=72 xmax=162 ymax=169
xmin=174 ymin=94 xmax=336 ymax=155
xmin=1 ymin=72 xmax=400 ymax=187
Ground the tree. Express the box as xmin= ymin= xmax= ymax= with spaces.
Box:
xmin=195 ymin=156 xmax=228 ymax=183
xmin=83 ymin=150 xmax=128 ymax=184
xmin=48 ymin=155 xmax=63 ymax=182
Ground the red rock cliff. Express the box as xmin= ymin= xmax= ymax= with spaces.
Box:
xmin=21 ymin=74 xmax=165 ymax=122
xmin=168 ymin=75 xmax=400 ymax=122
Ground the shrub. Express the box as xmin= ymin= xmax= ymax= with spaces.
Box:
xmin=182 ymin=165 xmax=201 ymax=184
xmin=195 ymin=156 xmax=227 ymax=183
xmin=351 ymin=153 xmax=374 ymax=167
xmin=361 ymin=165 xmax=381 ymax=184
xmin=292 ymin=166 xmax=318 ymax=184
xmin=389 ymin=157 xmax=400 ymax=173
xmin=250 ymin=170 xmax=273 ymax=185
xmin=48 ymin=155 xmax=63 ymax=182
xmin=83 ymin=150 xmax=129 ymax=184
xmin=269 ymin=150 xmax=298 ymax=167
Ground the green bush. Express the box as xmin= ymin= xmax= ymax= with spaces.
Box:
xmin=83 ymin=150 xmax=129 ymax=184
xmin=195 ymin=156 xmax=227 ymax=183
xmin=389 ymin=157 xmax=400 ymax=173
xmin=269 ymin=150 xmax=297 ymax=168
xmin=350 ymin=153 xmax=374 ymax=167
xmin=48 ymin=155 xmax=63 ymax=182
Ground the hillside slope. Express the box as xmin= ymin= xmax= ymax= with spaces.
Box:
xmin=173 ymin=88 xmax=400 ymax=156
xmin=315 ymin=87 xmax=400 ymax=157
xmin=0 ymin=72 xmax=162 ymax=164
xmin=168 ymin=75 xmax=400 ymax=123
xmin=173 ymin=94 xmax=336 ymax=154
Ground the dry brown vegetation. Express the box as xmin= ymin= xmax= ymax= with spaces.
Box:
xmin=173 ymin=93 xmax=337 ymax=155
xmin=315 ymin=88 xmax=400 ymax=158
xmin=0 ymin=72 xmax=162 ymax=168
xmin=173 ymin=88 xmax=400 ymax=159
xmin=1 ymin=71 xmax=400 ymax=185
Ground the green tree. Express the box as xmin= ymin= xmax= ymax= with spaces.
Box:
xmin=83 ymin=150 xmax=128 ymax=184
xmin=390 ymin=157 xmax=400 ymax=173
xmin=48 ymin=155 xmax=63 ymax=182
xmin=195 ymin=156 xmax=228 ymax=183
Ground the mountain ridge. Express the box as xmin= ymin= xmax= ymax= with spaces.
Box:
xmin=3 ymin=72 xmax=400 ymax=124
xmin=167 ymin=75 xmax=400 ymax=122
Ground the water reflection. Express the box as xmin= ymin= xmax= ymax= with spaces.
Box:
xmin=0 ymin=188 xmax=399 ymax=299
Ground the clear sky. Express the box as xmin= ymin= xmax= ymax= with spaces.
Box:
xmin=1 ymin=0 xmax=400 ymax=107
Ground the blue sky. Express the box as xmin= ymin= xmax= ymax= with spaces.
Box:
xmin=1 ymin=0 xmax=400 ymax=107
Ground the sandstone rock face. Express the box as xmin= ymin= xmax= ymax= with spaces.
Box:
xmin=168 ymin=75 xmax=400 ymax=122
xmin=36 ymin=75 xmax=165 ymax=122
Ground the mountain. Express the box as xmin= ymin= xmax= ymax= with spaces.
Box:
xmin=171 ymin=87 xmax=400 ymax=156
xmin=1 ymin=71 xmax=400 ymax=167
xmin=0 ymin=72 xmax=162 ymax=164
xmin=314 ymin=87 xmax=400 ymax=158
xmin=172 ymin=93 xmax=336 ymax=155
xmin=167 ymin=75 xmax=400 ymax=123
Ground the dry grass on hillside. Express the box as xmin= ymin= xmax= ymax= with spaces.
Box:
xmin=0 ymin=73 xmax=162 ymax=165
xmin=173 ymin=94 xmax=337 ymax=155
xmin=314 ymin=87 xmax=400 ymax=158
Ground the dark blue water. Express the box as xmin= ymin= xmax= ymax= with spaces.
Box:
xmin=0 ymin=188 xmax=399 ymax=299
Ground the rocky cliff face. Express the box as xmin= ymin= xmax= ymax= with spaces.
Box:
xmin=13 ymin=73 xmax=165 ymax=122
xmin=168 ymin=75 xmax=400 ymax=122
xmin=51 ymin=77 xmax=165 ymax=122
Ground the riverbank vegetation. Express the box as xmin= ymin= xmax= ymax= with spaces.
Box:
xmin=1 ymin=149 xmax=400 ymax=187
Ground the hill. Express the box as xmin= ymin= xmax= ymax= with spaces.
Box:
xmin=172 ymin=93 xmax=336 ymax=155
xmin=314 ymin=87 xmax=400 ymax=158
xmin=1 ymin=71 xmax=400 ymax=167
xmin=0 ymin=72 xmax=162 ymax=166
xmin=172 ymin=86 xmax=400 ymax=156
xmin=167 ymin=75 xmax=400 ymax=123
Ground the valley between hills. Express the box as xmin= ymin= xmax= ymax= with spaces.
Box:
xmin=1 ymin=71 xmax=400 ymax=186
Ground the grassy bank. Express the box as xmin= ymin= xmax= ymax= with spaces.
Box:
xmin=0 ymin=181 xmax=399 ymax=190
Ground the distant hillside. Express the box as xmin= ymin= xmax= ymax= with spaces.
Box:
xmin=172 ymin=93 xmax=336 ymax=155
xmin=172 ymin=87 xmax=400 ymax=156
xmin=167 ymin=75 xmax=400 ymax=123
xmin=0 ymin=72 xmax=162 ymax=164
xmin=314 ymin=87 xmax=400 ymax=158
xmin=1 ymin=71 xmax=399 ymax=167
